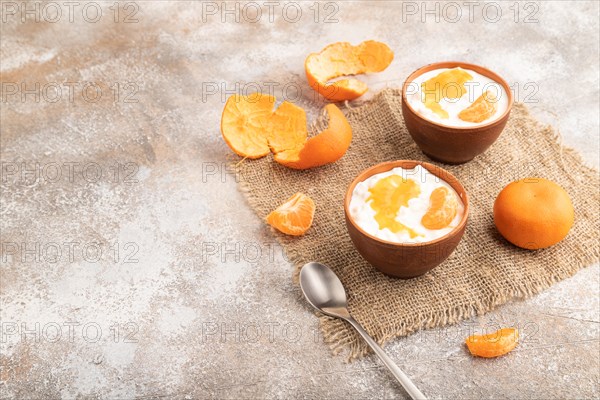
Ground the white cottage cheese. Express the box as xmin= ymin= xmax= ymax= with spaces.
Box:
xmin=348 ymin=166 xmax=464 ymax=243
xmin=406 ymin=67 xmax=509 ymax=127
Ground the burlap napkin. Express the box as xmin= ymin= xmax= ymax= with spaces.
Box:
xmin=234 ymin=89 xmax=599 ymax=360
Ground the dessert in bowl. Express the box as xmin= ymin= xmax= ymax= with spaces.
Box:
xmin=344 ymin=160 xmax=469 ymax=278
xmin=402 ymin=61 xmax=514 ymax=164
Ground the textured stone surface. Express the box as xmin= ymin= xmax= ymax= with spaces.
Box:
xmin=1 ymin=1 xmax=598 ymax=398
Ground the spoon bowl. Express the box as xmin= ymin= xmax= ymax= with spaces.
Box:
xmin=299 ymin=262 xmax=350 ymax=319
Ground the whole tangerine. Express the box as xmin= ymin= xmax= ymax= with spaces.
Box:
xmin=493 ymin=178 xmax=574 ymax=250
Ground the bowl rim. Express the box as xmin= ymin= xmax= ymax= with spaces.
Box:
xmin=344 ymin=160 xmax=470 ymax=247
xmin=401 ymin=61 xmax=514 ymax=131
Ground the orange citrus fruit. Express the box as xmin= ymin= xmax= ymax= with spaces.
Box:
xmin=493 ymin=178 xmax=574 ymax=250
xmin=266 ymin=193 xmax=315 ymax=236
xmin=466 ymin=328 xmax=519 ymax=358
xmin=458 ymin=91 xmax=498 ymax=123
xmin=421 ymin=187 xmax=458 ymax=230
xmin=273 ymin=104 xmax=352 ymax=170
xmin=305 ymin=40 xmax=394 ymax=102
xmin=221 ymin=94 xmax=352 ymax=170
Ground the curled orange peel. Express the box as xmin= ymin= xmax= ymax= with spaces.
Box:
xmin=305 ymin=40 xmax=394 ymax=102
xmin=273 ymin=104 xmax=352 ymax=170
xmin=220 ymin=94 xmax=277 ymax=159
xmin=220 ymin=94 xmax=352 ymax=169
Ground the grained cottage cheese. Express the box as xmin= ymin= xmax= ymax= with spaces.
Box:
xmin=406 ymin=67 xmax=509 ymax=127
xmin=349 ymin=165 xmax=464 ymax=243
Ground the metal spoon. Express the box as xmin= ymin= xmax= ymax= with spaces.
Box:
xmin=299 ymin=262 xmax=427 ymax=400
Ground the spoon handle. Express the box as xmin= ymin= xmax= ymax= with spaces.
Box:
xmin=347 ymin=317 xmax=427 ymax=400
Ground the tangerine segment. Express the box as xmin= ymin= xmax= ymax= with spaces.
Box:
xmin=266 ymin=192 xmax=315 ymax=236
xmin=367 ymin=176 xmax=421 ymax=238
xmin=274 ymin=104 xmax=352 ymax=170
xmin=494 ymin=178 xmax=574 ymax=250
xmin=421 ymin=68 xmax=473 ymax=119
xmin=465 ymin=328 xmax=519 ymax=358
xmin=266 ymin=101 xmax=308 ymax=153
xmin=305 ymin=40 xmax=394 ymax=101
xmin=458 ymin=91 xmax=498 ymax=123
xmin=421 ymin=187 xmax=459 ymax=230
xmin=221 ymin=94 xmax=276 ymax=158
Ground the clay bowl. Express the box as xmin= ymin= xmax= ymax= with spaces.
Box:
xmin=402 ymin=61 xmax=514 ymax=164
xmin=344 ymin=160 xmax=469 ymax=279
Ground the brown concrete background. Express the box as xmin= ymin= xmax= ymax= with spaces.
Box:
xmin=1 ymin=1 xmax=598 ymax=398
